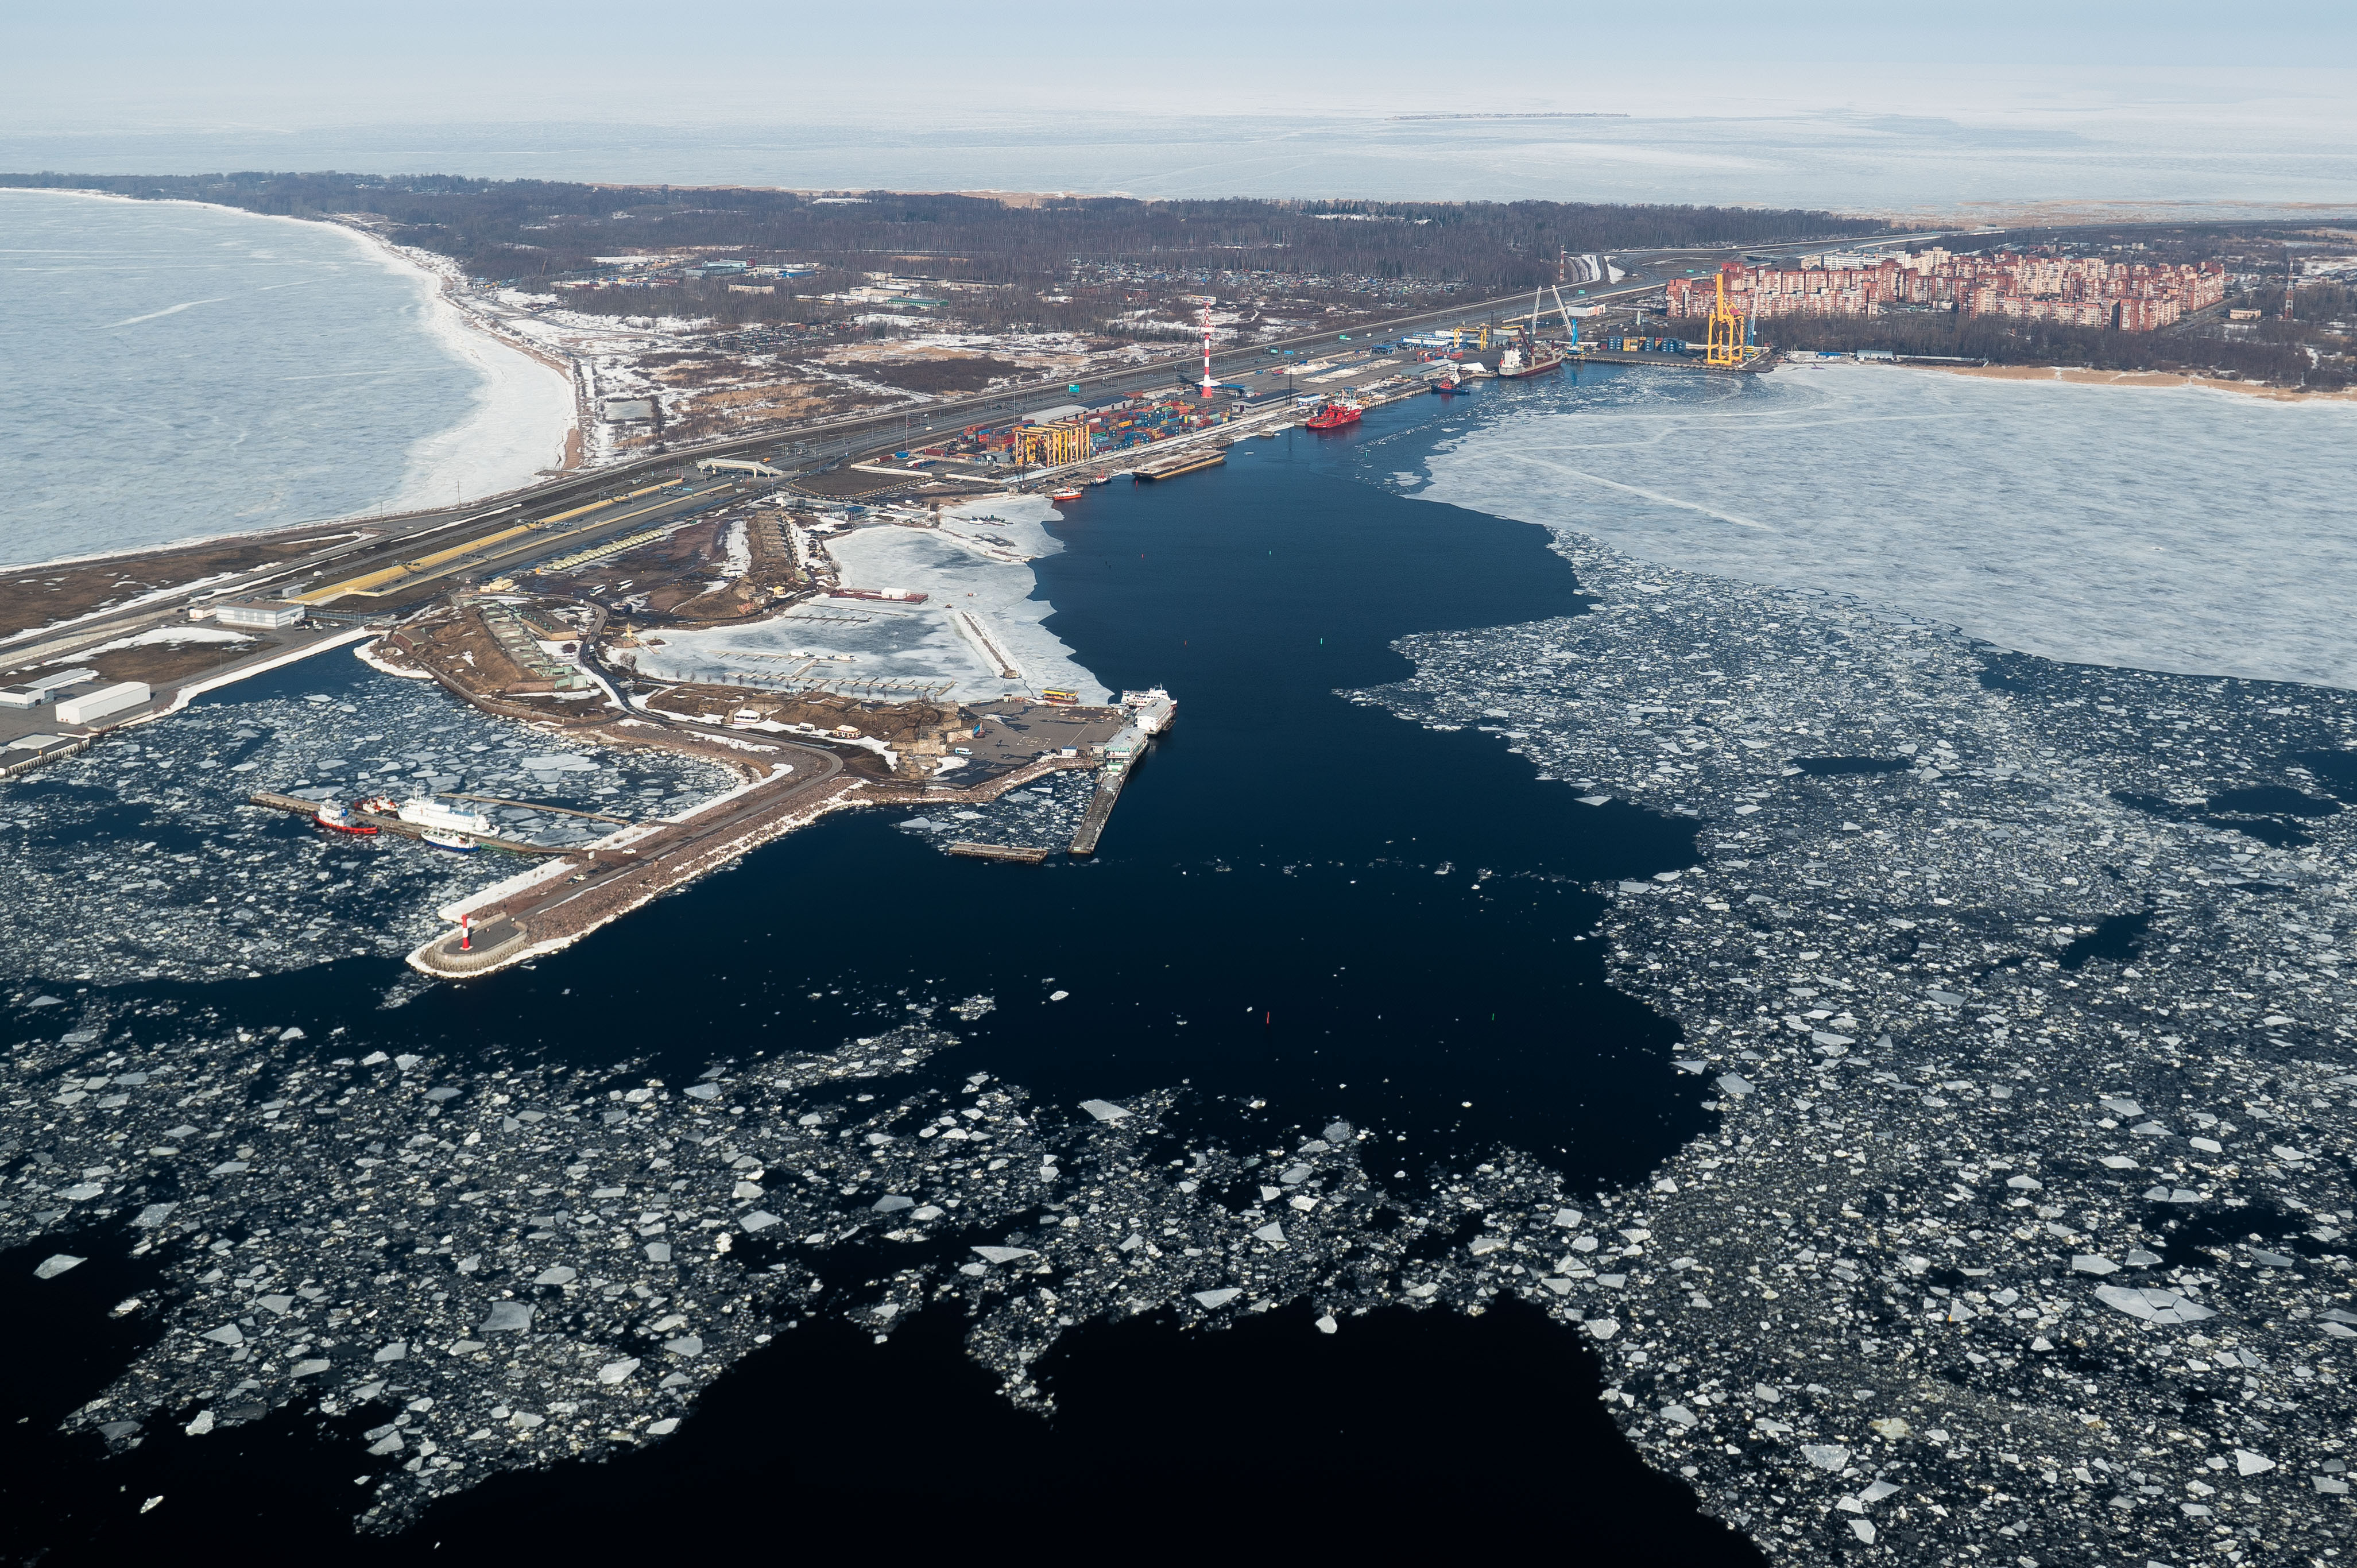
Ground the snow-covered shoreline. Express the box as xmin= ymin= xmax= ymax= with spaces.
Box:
xmin=0 ymin=188 xmax=576 ymax=567
xmin=327 ymin=222 xmax=579 ymax=514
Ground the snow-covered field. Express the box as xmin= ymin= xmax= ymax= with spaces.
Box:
xmin=1415 ymin=362 xmax=2357 ymax=689
xmin=636 ymin=498 xmax=1108 ymax=704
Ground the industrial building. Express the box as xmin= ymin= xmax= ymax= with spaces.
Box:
xmin=0 ymin=667 xmax=99 ymax=708
xmin=54 ymin=682 xmax=150 ymax=726
xmin=213 ymin=600 xmax=307 ymax=630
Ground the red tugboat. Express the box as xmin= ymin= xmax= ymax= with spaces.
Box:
xmin=1304 ymin=400 xmax=1362 ymax=431
xmin=312 ymin=800 xmax=379 ymax=835
xmin=1050 ymin=487 xmax=1085 ymax=503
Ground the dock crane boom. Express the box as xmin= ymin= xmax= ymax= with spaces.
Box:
xmin=1705 ymin=263 xmax=1750 ymax=368
xmin=1549 ymin=284 xmax=1580 ymax=344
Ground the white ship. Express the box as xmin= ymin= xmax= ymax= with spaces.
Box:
xmin=398 ymin=796 xmax=495 ymax=837
xmin=1121 ymin=687 xmax=1178 ymax=735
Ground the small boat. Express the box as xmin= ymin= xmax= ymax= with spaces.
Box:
xmin=1256 ymin=428 xmax=1278 ymax=438
xmin=312 ymin=800 xmax=378 ymax=835
xmin=1050 ymin=487 xmax=1085 ymax=503
xmin=1304 ymin=401 xmax=1362 ymax=431
xmin=1430 ymin=368 xmax=1468 ymax=394
xmin=1087 ymin=472 xmax=1114 ymax=486
xmin=419 ymin=828 xmax=478 ymax=853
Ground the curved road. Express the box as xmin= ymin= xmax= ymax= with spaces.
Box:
xmin=412 ymin=736 xmax=847 ymax=977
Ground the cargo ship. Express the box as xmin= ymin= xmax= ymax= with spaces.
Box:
xmin=1305 ymin=401 xmax=1362 ymax=431
xmin=312 ymin=800 xmax=378 ymax=835
xmin=1495 ymin=344 xmax=1565 ymax=379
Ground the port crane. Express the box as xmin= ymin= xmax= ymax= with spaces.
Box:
xmin=1705 ymin=262 xmax=1752 ymax=368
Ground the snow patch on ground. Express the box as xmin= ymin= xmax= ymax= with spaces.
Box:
xmin=58 ymin=626 xmax=253 ymax=659
xmin=636 ymin=498 xmax=1106 ymax=704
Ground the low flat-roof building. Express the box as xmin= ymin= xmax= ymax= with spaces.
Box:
xmin=0 ymin=667 xmax=100 ymax=707
xmin=55 ymin=682 xmax=150 ymax=726
xmin=214 ymin=601 xmax=305 ymax=630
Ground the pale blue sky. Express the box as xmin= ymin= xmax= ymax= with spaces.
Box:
xmin=7 ymin=2 xmax=2352 ymax=127
xmin=5 ymin=3 xmax=2352 ymax=211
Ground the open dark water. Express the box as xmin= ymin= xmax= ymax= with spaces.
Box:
xmin=2 ymin=384 xmax=1764 ymax=1562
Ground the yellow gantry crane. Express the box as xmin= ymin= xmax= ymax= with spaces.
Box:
xmin=1705 ymin=264 xmax=1750 ymax=367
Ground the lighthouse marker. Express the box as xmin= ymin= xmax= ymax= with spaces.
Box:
xmin=1199 ymin=300 xmax=1217 ymax=398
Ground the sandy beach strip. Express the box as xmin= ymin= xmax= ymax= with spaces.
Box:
xmin=1930 ymin=362 xmax=2357 ymax=402
xmin=332 ymin=224 xmax=583 ymax=511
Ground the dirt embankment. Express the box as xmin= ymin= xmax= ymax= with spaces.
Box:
xmin=645 ymin=682 xmax=964 ymax=753
xmin=83 ymin=635 xmax=289 ymax=689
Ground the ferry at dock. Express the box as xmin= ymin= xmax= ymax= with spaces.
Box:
xmin=398 ymin=796 xmax=496 ymax=837
xmin=1121 ymin=687 xmax=1178 ymax=735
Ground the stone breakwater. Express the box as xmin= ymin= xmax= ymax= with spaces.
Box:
xmin=1348 ymin=536 xmax=2356 ymax=1563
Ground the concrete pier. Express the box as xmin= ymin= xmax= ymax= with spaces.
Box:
xmin=1067 ymin=771 xmax=1126 ymax=856
xmin=945 ymin=842 xmax=1053 ymax=864
xmin=246 ymin=792 xmax=568 ymax=855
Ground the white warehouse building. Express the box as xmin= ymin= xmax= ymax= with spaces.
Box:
xmin=214 ymin=601 xmax=306 ymax=630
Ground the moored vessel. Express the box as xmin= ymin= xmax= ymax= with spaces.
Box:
xmin=419 ymin=828 xmax=478 ymax=853
xmin=312 ymin=800 xmax=378 ymax=835
xmin=1495 ymin=344 xmax=1566 ymax=378
xmin=1304 ymin=400 xmax=1362 ymax=431
xmin=398 ymin=796 xmax=496 ymax=837
xmin=1121 ymin=686 xmax=1178 ymax=734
